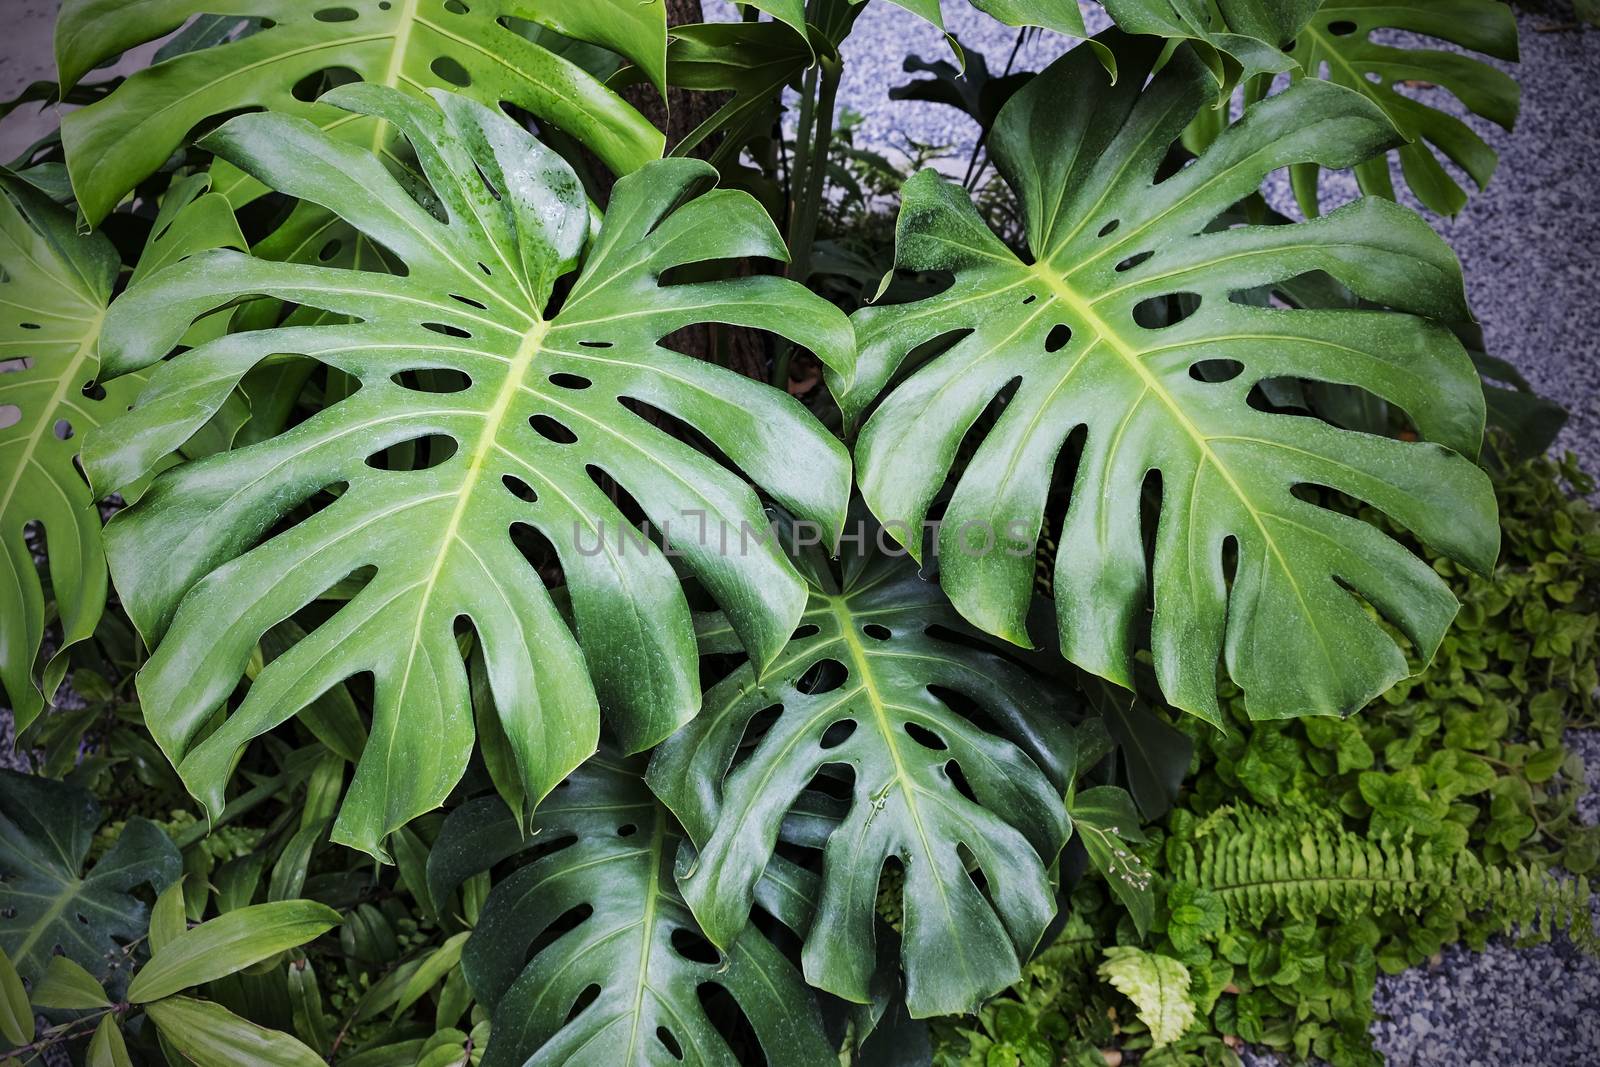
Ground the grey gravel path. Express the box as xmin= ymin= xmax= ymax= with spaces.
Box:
xmin=3 ymin=4 xmax=1599 ymax=1065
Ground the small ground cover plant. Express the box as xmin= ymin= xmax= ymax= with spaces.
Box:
xmin=0 ymin=1 xmax=1593 ymax=1065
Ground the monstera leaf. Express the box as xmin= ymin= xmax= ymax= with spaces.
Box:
xmin=55 ymin=0 xmax=672 ymax=225
xmin=844 ymin=32 xmax=1499 ymax=726
xmin=83 ymin=86 xmax=852 ymax=862
xmin=0 ymin=171 xmax=243 ymax=731
xmin=1285 ymin=0 xmax=1519 ymax=216
xmin=0 ymin=770 xmax=181 ymax=992
xmin=428 ymin=755 xmax=834 ymax=1067
xmin=0 ymin=173 xmax=122 ymax=729
xmin=648 ymin=532 xmax=1076 ymax=1018
xmin=1100 ymin=0 xmax=1320 ymax=80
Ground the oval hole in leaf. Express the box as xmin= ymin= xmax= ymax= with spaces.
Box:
xmin=422 ymin=321 xmax=472 ymax=339
xmin=529 ymin=415 xmax=577 ymax=444
xmin=796 ymin=658 xmax=847 ymax=695
xmin=1189 ymin=359 xmax=1244 ymax=382
xmin=548 ymin=372 xmax=591 ymax=390
xmin=1045 ymin=324 xmax=1073 ymax=352
xmin=862 ymin=623 xmax=891 ymax=640
xmin=501 ymin=474 xmax=537 ymax=504
xmin=389 ymin=368 xmax=471 ymax=393
xmin=430 ymin=55 xmax=472 ymax=88
xmin=904 ymin=722 xmax=948 ymax=751
xmin=668 ymin=927 xmax=720 ymax=966
xmin=1328 ymin=19 xmax=1358 ymax=35
xmin=364 ymin=433 xmax=457 ymax=471
xmin=1115 ymin=250 xmax=1154 ymax=273
xmin=656 ymin=1028 xmax=684 ymax=1061
xmin=313 ymin=6 xmax=359 ymax=21
xmin=819 ymin=719 xmax=858 ymax=750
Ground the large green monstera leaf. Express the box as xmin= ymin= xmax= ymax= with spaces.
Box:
xmin=0 ymin=171 xmax=243 ymax=730
xmin=429 ymin=755 xmax=833 ymax=1067
xmin=0 ymin=173 xmax=123 ymax=729
xmin=844 ymin=32 xmax=1499 ymax=726
xmin=83 ymin=86 xmax=854 ymax=860
xmin=0 ymin=770 xmax=181 ymax=993
xmin=55 ymin=0 xmax=672 ymax=225
xmin=648 ymin=534 xmax=1076 ymax=1018
xmin=1285 ymin=0 xmax=1520 ymax=216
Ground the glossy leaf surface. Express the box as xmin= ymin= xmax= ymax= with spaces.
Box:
xmin=430 ymin=755 xmax=833 ymax=1067
xmin=649 ymin=538 xmax=1075 ymax=1018
xmin=845 ymin=32 xmax=1499 ymax=724
xmin=55 ymin=0 xmax=671 ymax=223
xmin=86 ymin=87 xmax=853 ymax=860
xmin=1287 ymin=0 xmax=1519 ymax=216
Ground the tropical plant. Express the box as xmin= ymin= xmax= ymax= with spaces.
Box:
xmin=2 ymin=1 xmax=1583 ymax=1065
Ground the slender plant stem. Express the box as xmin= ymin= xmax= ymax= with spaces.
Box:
xmin=963 ymin=27 xmax=1029 ymax=191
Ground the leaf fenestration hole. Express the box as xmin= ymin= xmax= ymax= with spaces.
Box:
xmin=421 ymin=321 xmax=472 ymax=339
xmin=1189 ymin=359 xmax=1244 ymax=382
xmin=1328 ymin=19 xmax=1358 ymax=35
xmin=53 ymin=419 xmax=73 ymax=440
xmin=819 ymin=719 xmax=858 ymax=750
xmin=1098 ymin=219 xmax=1121 ymax=237
xmin=364 ymin=433 xmax=457 ymax=471
xmin=564 ymin=983 xmax=600 ymax=1024
xmin=669 ymin=927 xmax=720 ymax=965
xmin=1115 ymin=250 xmax=1154 ymax=272
xmin=389 ymin=368 xmax=471 ymax=393
xmin=547 ymin=372 xmax=591 ymax=390
xmin=577 ymin=340 xmax=613 ymax=349
xmin=430 ymin=55 xmax=472 ymax=88
xmin=529 ymin=415 xmax=577 ymax=444
xmin=0 ymin=405 xmax=19 ymax=430
xmin=656 ymin=1028 xmax=684 ymax=1061
xmin=904 ymin=722 xmax=948 ymax=751
xmin=862 ymin=623 xmax=891 ymax=640
xmin=449 ymin=293 xmax=487 ymax=310
xmin=1133 ymin=292 xmax=1200 ymax=329
xmin=797 ymin=658 xmax=847 ymax=695
xmin=313 ymin=6 xmax=359 ymax=21
xmin=1045 ymin=324 xmax=1073 ymax=352
xmin=501 ymin=474 xmax=538 ymax=504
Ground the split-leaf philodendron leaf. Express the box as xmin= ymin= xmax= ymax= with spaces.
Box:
xmin=84 ymin=86 xmax=854 ymax=861
xmin=648 ymin=534 xmax=1076 ymax=1018
xmin=430 ymin=754 xmax=833 ymax=1067
xmin=1286 ymin=0 xmax=1520 ymax=217
xmin=844 ymin=31 xmax=1499 ymax=725
xmin=0 ymin=170 xmax=243 ymax=731
xmin=0 ymin=172 xmax=124 ymax=731
xmin=55 ymin=0 xmax=673 ymax=225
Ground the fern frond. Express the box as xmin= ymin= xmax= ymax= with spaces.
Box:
xmin=1168 ymin=807 xmax=1599 ymax=953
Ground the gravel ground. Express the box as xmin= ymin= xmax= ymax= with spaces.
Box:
xmin=3 ymin=3 xmax=1600 ymax=1065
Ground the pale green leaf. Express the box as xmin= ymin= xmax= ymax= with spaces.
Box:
xmin=128 ymin=900 xmax=342 ymax=1004
xmin=1098 ymin=946 xmax=1195 ymax=1047
xmin=28 ymin=955 xmax=110 ymax=1010
xmin=87 ymin=1015 xmax=133 ymax=1067
xmin=144 ymin=996 xmax=326 ymax=1067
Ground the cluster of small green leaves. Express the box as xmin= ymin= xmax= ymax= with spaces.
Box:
xmin=932 ymin=452 xmax=1600 ymax=1067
